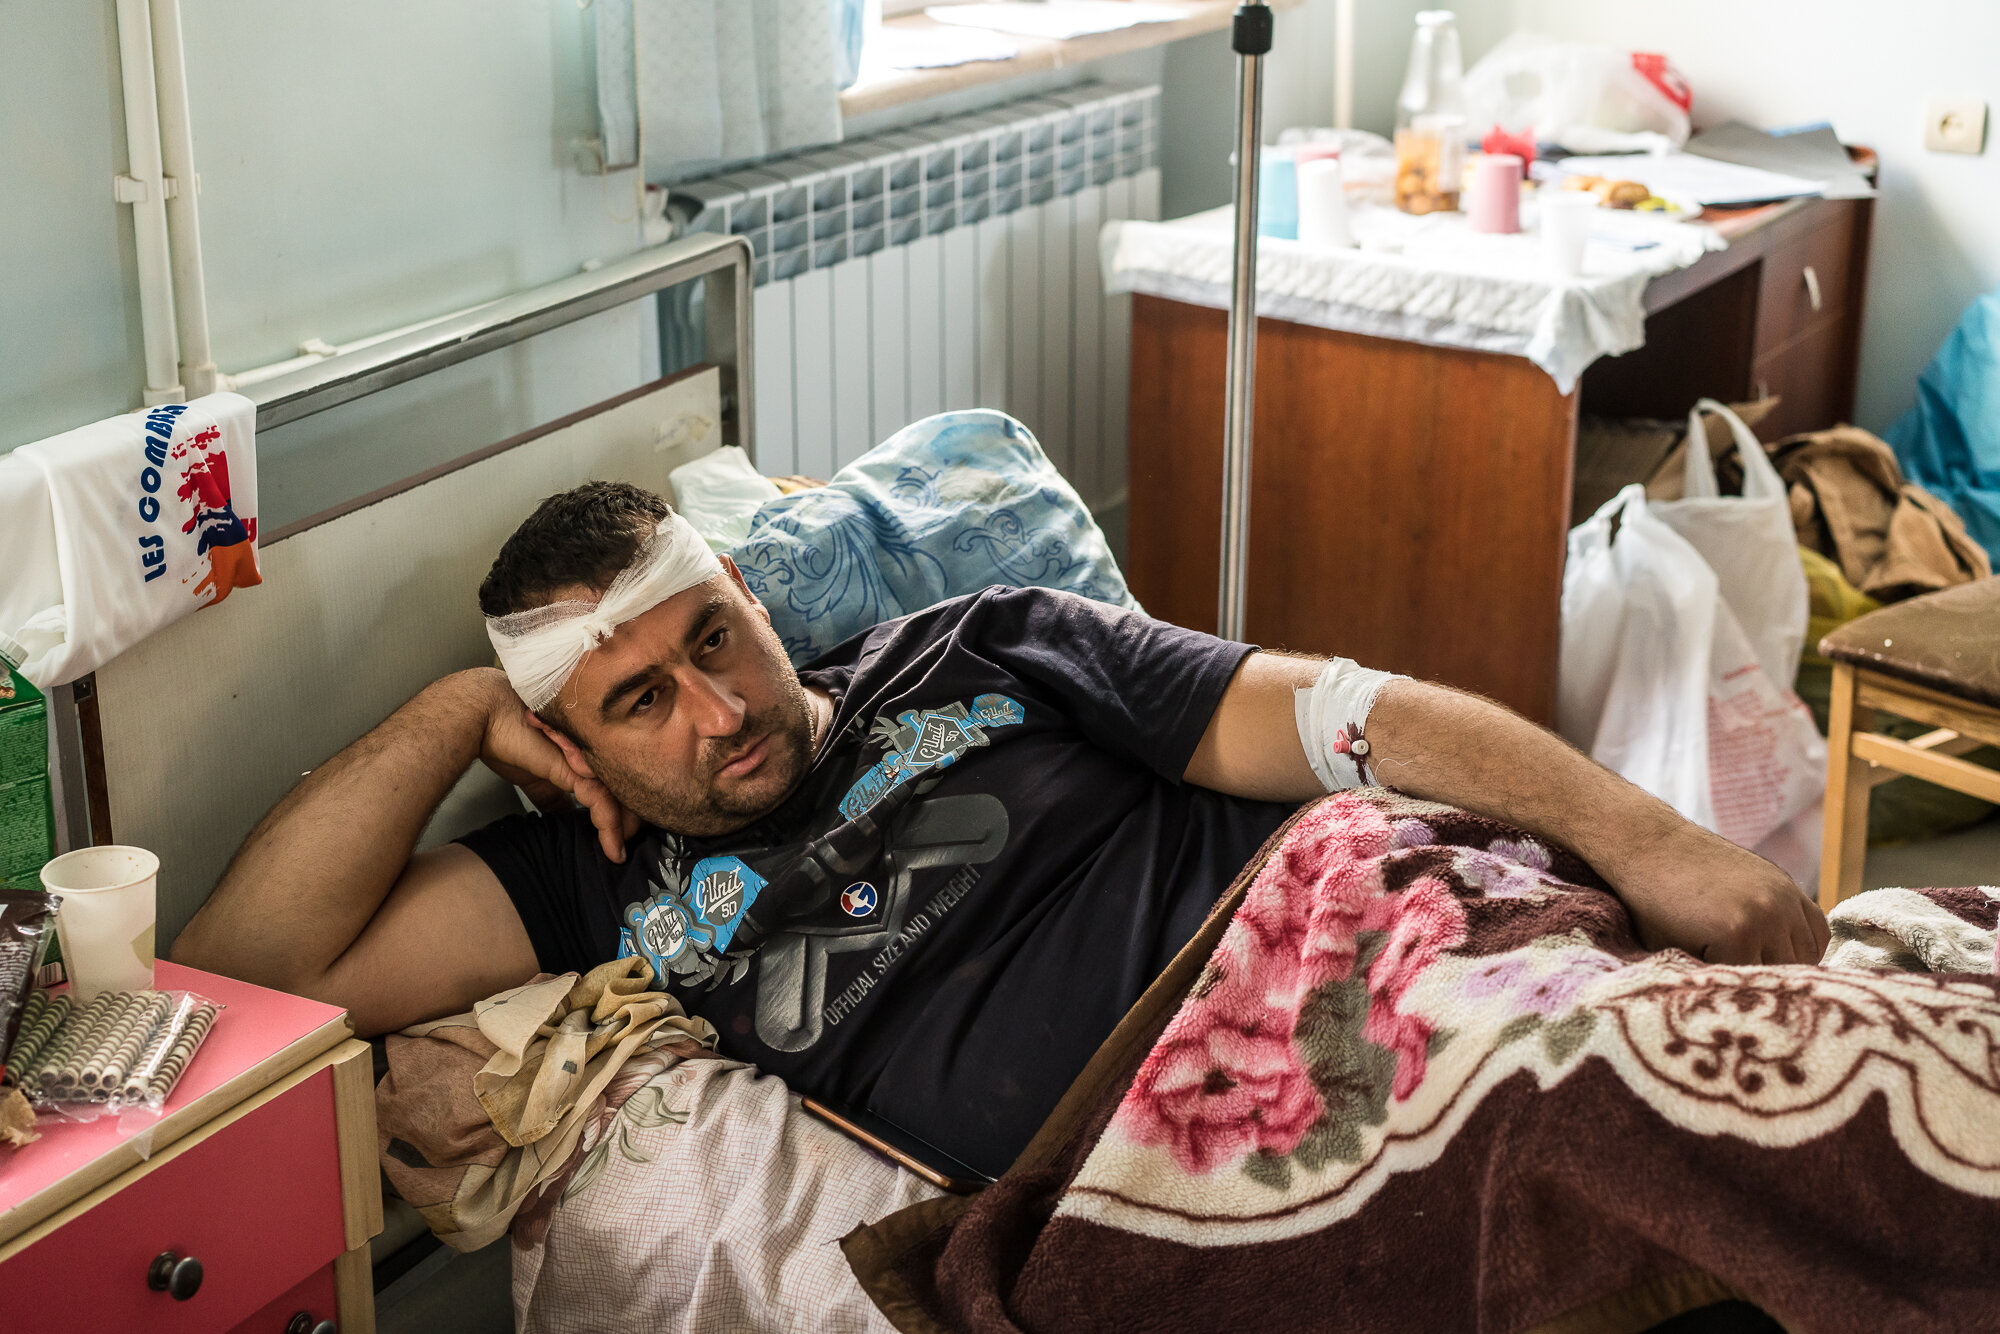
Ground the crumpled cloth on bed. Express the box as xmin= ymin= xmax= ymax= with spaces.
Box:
xmin=1825 ymin=883 xmax=1999 ymax=974
xmin=845 ymin=790 xmax=2000 ymax=1334
xmin=377 ymin=957 xmax=718 ymax=1251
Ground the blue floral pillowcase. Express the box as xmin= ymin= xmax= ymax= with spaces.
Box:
xmin=725 ymin=411 xmax=1141 ymax=666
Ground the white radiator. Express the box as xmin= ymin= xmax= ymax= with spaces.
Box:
xmin=665 ymin=84 xmax=1162 ymax=520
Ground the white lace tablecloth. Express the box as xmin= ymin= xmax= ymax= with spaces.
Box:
xmin=1101 ymin=202 xmax=1725 ymax=392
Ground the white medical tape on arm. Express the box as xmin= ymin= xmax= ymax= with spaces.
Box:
xmin=1294 ymin=657 xmax=1406 ymax=791
xmin=485 ymin=513 xmax=723 ymax=711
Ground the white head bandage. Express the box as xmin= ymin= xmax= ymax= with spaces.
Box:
xmin=486 ymin=513 xmax=723 ymax=711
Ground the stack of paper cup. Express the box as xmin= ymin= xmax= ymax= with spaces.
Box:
xmin=1296 ymin=157 xmax=1355 ymax=250
xmin=1540 ymin=192 xmax=1598 ymax=280
xmin=42 ymin=846 xmax=158 ymax=1001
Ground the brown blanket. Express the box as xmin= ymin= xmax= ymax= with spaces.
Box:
xmin=844 ymin=791 xmax=2000 ymax=1333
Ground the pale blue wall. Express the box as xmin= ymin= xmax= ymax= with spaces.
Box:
xmin=0 ymin=3 xmax=146 ymax=451
xmin=1 ymin=1 xmax=654 ymax=530
xmin=0 ymin=3 xmax=1202 ymax=529
xmin=1479 ymin=0 xmax=2000 ymax=434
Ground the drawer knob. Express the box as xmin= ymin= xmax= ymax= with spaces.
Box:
xmin=285 ymin=1314 xmax=337 ymax=1334
xmin=1802 ymin=264 xmax=1823 ymax=313
xmin=147 ymin=1251 xmax=204 ymax=1301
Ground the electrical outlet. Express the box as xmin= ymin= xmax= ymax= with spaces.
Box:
xmin=1925 ymin=98 xmax=1988 ymax=154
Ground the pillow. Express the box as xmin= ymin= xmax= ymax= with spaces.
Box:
xmin=667 ymin=445 xmax=782 ymax=549
xmin=721 ymin=411 xmax=1141 ymax=665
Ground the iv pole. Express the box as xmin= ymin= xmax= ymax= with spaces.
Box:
xmin=1218 ymin=1 xmax=1271 ymax=643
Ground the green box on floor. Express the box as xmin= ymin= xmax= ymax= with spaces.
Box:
xmin=0 ymin=666 xmax=54 ymax=893
xmin=0 ymin=667 xmax=47 ymax=788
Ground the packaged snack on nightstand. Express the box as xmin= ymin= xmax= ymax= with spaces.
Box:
xmin=0 ymin=885 xmax=54 ymax=1145
xmin=12 ymin=987 xmax=225 ymax=1124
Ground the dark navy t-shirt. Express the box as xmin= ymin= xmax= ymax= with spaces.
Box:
xmin=458 ymin=586 xmax=1295 ymax=1177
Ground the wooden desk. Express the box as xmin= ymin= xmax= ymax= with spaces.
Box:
xmin=0 ymin=963 xmax=380 ymax=1334
xmin=1125 ymin=177 xmax=1875 ymax=725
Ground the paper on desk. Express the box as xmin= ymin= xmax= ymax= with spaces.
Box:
xmin=1556 ymin=152 xmax=1825 ymax=207
xmin=925 ymin=2 xmax=1196 ymax=41
xmin=1687 ymin=122 xmax=1876 ymax=200
xmin=870 ymin=22 xmax=1021 ymax=69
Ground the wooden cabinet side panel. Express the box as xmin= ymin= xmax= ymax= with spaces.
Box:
xmin=1126 ymin=297 xmax=1575 ymax=723
xmin=1128 ymin=294 xmax=1228 ymax=634
xmin=1248 ymin=319 xmax=1575 ymax=722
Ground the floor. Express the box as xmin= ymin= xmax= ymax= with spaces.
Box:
xmin=1861 ymin=813 xmax=2000 ymax=891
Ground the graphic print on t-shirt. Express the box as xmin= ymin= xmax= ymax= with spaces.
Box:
xmin=752 ymin=790 xmax=1008 ymax=1052
xmin=838 ymin=693 xmax=1025 ymax=819
xmin=620 ymin=850 xmax=764 ymax=990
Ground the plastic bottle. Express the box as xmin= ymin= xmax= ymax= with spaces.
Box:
xmin=1394 ymin=11 xmax=1467 ymax=214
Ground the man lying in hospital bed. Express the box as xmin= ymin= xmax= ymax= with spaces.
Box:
xmin=172 ymin=478 xmax=1822 ymax=1160
xmin=170 ymin=466 xmax=1830 ymax=1325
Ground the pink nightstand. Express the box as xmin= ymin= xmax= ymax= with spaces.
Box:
xmin=0 ymin=962 xmax=381 ymax=1333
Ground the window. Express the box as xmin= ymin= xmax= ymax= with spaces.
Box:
xmin=884 ymin=0 xmax=978 ymax=15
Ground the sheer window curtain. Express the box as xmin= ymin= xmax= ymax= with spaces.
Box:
xmin=594 ymin=0 xmax=847 ymax=184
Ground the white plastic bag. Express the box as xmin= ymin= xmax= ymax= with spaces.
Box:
xmin=1702 ymin=589 xmax=1826 ymax=852
xmin=1652 ymin=399 xmax=1810 ymax=692
xmin=1559 ymin=485 xmax=1718 ymax=828
xmin=1464 ymin=33 xmax=1692 ymax=153
xmin=1559 ymin=464 xmax=1827 ymax=863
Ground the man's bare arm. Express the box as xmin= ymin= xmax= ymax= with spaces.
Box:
xmin=1185 ymin=652 xmax=1829 ymax=965
xmin=172 ymin=668 xmax=632 ymax=1035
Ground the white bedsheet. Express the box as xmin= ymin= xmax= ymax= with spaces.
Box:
xmin=512 ymin=1059 xmax=940 ymax=1334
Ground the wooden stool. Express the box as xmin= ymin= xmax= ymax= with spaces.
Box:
xmin=1818 ymin=576 xmax=2000 ymax=911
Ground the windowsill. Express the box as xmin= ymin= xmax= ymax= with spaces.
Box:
xmin=840 ymin=0 xmax=1302 ymax=119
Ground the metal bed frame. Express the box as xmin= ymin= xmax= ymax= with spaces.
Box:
xmin=52 ymin=232 xmax=756 ymax=852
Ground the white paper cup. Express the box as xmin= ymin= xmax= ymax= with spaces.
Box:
xmin=1540 ymin=192 xmax=1598 ymax=280
xmin=42 ymin=846 xmax=159 ymax=1000
xmin=1296 ymin=158 xmax=1356 ymax=249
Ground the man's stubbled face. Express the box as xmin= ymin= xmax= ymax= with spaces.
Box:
xmin=547 ymin=566 xmax=816 ymax=838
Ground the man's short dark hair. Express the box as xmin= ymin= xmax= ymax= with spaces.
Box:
xmin=477 ymin=480 xmax=673 ymax=619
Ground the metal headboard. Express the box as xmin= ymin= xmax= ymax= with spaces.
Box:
xmin=54 ymin=231 xmax=755 ymax=852
xmin=248 ymin=231 xmax=754 ymax=445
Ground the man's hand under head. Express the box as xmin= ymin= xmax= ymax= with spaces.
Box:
xmin=469 ymin=668 xmax=640 ymax=864
xmin=174 ymin=560 xmax=832 ymax=1037
xmin=1187 ymin=654 xmax=1830 ymax=965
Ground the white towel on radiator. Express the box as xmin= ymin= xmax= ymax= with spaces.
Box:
xmin=0 ymin=392 xmax=261 ymax=689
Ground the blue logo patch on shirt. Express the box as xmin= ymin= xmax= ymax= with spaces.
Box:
xmin=687 ymin=855 xmax=766 ymax=953
xmin=621 ymin=893 xmax=705 ymax=982
xmin=839 ymin=693 xmax=1026 ymax=820
xmin=840 ymin=881 xmax=878 ymax=917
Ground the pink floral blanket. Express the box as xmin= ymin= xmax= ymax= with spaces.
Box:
xmin=844 ymin=790 xmax=2000 ymax=1334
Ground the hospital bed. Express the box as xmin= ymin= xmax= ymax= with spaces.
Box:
xmin=74 ymin=234 xmax=758 ymax=1332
